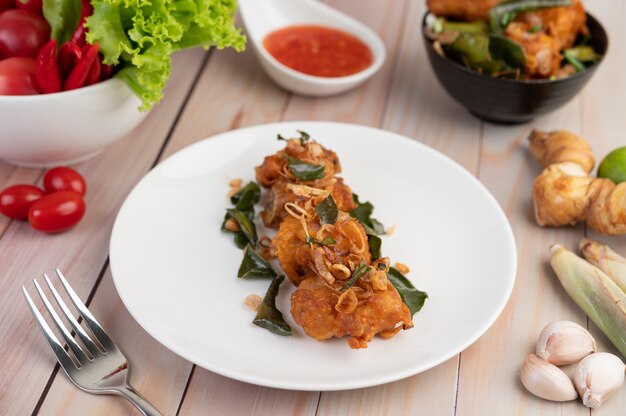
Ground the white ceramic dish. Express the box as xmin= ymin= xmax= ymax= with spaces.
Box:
xmin=0 ymin=78 xmax=146 ymax=168
xmin=238 ymin=0 xmax=385 ymax=96
xmin=110 ymin=121 xmax=517 ymax=391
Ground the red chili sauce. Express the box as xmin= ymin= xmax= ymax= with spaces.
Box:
xmin=263 ymin=25 xmax=373 ymax=77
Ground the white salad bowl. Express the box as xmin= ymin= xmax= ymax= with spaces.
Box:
xmin=0 ymin=78 xmax=147 ymax=168
xmin=239 ymin=0 xmax=386 ymax=96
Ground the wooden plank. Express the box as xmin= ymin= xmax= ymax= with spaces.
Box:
xmin=380 ymin=1 xmax=482 ymax=172
xmin=455 ymin=1 xmax=626 ymax=414
xmin=318 ymin=1 xmax=481 ymax=414
xmin=5 ymin=0 xmax=623 ymax=414
xmin=457 ymin=0 xmax=626 ymax=411
xmin=33 ymin=38 xmax=295 ymax=415
xmin=0 ymin=48 xmax=206 ymax=416
xmin=112 ymin=31 xmax=308 ymax=416
xmin=454 ymin=76 xmax=590 ymax=416
xmin=580 ymin=0 xmax=626 ymax=256
xmin=178 ymin=370 xmax=319 ymax=416
xmin=580 ymin=1 xmax=626 ymax=414
xmin=158 ymin=47 xmax=288 ymax=159
xmin=318 ymin=363 xmax=459 ymax=416
xmin=177 ymin=1 xmax=414 ymax=414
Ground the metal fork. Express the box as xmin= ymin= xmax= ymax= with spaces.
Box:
xmin=23 ymin=269 xmax=163 ymax=416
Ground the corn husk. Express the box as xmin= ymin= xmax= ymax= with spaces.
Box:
xmin=580 ymin=238 xmax=626 ymax=293
xmin=549 ymin=245 xmax=626 ymax=358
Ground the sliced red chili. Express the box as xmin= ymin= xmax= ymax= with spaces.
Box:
xmin=85 ymin=57 xmax=100 ymax=86
xmin=63 ymin=42 xmax=98 ymax=91
xmin=100 ymin=62 xmax=115 ymax=81
xmin=70 ymin=0 xmax=93 ymax=46
xmin=34 ymin=39 xmax=61 ymax=93
xmin=57 ymin=42 xmax=82 ymax=79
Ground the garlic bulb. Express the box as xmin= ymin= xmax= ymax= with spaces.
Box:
xmin=574 ymin=352 xmax=626 ymax=408
xmin=536 ymin=321 xmax=596 ymax=365
xmin=520 ymin=354 xmax=578 ymax=402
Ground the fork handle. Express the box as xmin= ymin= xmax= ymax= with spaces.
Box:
xmin=115 ymin=385 xmax=164 ymax=416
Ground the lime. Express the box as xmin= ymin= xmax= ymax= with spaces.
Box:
xmin=598 ymin=146 xmax=626 ymax=184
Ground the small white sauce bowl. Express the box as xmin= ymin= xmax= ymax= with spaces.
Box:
xmin=239 ymin=0 xmax=386 ymax=96
xmin=0 ymin=78 xmax=147 ymax=168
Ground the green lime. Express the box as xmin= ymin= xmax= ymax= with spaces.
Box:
xmin=598 ymin=146 xmax=626 ymax=184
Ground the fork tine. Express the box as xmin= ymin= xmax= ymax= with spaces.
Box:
xmin=33 ymin=278 xmax=90 ymax=365
xmin=55 ymin=269 xmax=115 ymax=350
xmin=44 ymin=274 xmax=102 ymax=357
xmin=22 ymin=286 xmax=77 ymax=370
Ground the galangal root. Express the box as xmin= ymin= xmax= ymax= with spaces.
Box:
xmin=529 ymin=130 xmax=626 ymax=235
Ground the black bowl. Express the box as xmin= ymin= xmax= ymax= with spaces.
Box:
xmin=422 ymin=13 xmax=608 ymax=124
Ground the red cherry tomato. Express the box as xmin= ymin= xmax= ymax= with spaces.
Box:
xmin=0 ymin=184 xmax=44 ymax=220
xmin=43 ymin=167 xmax=87 ymax=196
xmin=15 ymin=0 xmax=42 ymax=15
xmin=28 ymin=191 xmax=86 ymax=233
xmin=0 ymin=57 xmax=38 ymax=95
xmin=0 ymin=10 xmax=50 ymax=59
xmin=0 ymin=0 xmax=15 ymax=12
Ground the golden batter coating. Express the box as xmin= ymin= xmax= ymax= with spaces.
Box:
xmin=504 ymin=22 xmax=562 ymax=78
xmin=261 ymin=177 xmax=356 ymax=229
xmin=255 ymin=138 xmax=341 ymax=188
xmin=427 ymin=0 xmax=501 ymax=21
xmin=272 ymin=214 xmax=371 ymax=286
xmin=516 ymin=0 xmax=586 ymax=50
xmin=291 ymin=277 xmax=413 ymax=349
xmin=273 ymin=212 xmax=412 ymax=348
xmin=256 ymin=138 xmax=356 ymax=228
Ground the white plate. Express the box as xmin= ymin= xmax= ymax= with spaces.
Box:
xmin=110 ymin=122 xmax=516 ymax=391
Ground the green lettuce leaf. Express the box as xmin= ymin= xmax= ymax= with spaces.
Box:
xmin=85 ymin=0 xmax=245 ymax=111
xmin=43 ymin=0 xmax=82 ymax=44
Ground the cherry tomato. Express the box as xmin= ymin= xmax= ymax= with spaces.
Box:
xmin=28 ymin=191 xmax=86 ymax=233
xmin=0 ymin=184 xmax=44 ymax=220
xmin=0 ymin=10 xmax=50 ymax=59
xmin=0 ymin=57 xmax=38 ymax=95
xmin=43 ymin=167 xmax=87 ymax=196
xmin=15 ymin=0 xmax=42 ymax=15
xmin=0 ymin=0 xmax=15 ymax=12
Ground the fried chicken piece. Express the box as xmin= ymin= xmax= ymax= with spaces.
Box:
xmin=257 ymin=137 xmax=418 ymax=348
xmin=506 ymin=0 xmax=587 ymax=79
xmin=256 ymin=138 xmax=355 ymax=227
xmin=261 ymin=177 xmax=356 ymax=228
xmin=272 ymin=214 xmax=370 ymax=286
xmin=291 ymin=277 xmax=413 ymax=349
xmin=427 ymin=0 xmax=501 ymax=21
xmin=272 ymin=216 xmax=316 ymax=285
xmin=515 ymin=0 xmax=586 ymax=50
xmin=275 ymin=212 xmax=411 ymax=348
xmin=504 ymin=22 xmax=562 ymax=78
xmin=255 ymin=138 xmax=341 ymax=188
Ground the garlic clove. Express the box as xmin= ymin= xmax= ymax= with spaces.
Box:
xmin=573 ymin=352 xmax=626 ymax=408
xmin=536 ymin=320 xmax=596 ymax=365
xmin=520 ymin=354 xmax=578 ymax=402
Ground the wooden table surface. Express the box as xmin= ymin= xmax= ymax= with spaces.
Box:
xmin=2 ymin=1 xmax=625 ymax=415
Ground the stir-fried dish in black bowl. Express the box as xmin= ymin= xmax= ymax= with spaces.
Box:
xmin=422 ymin=0 xmax=608 ymax=123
